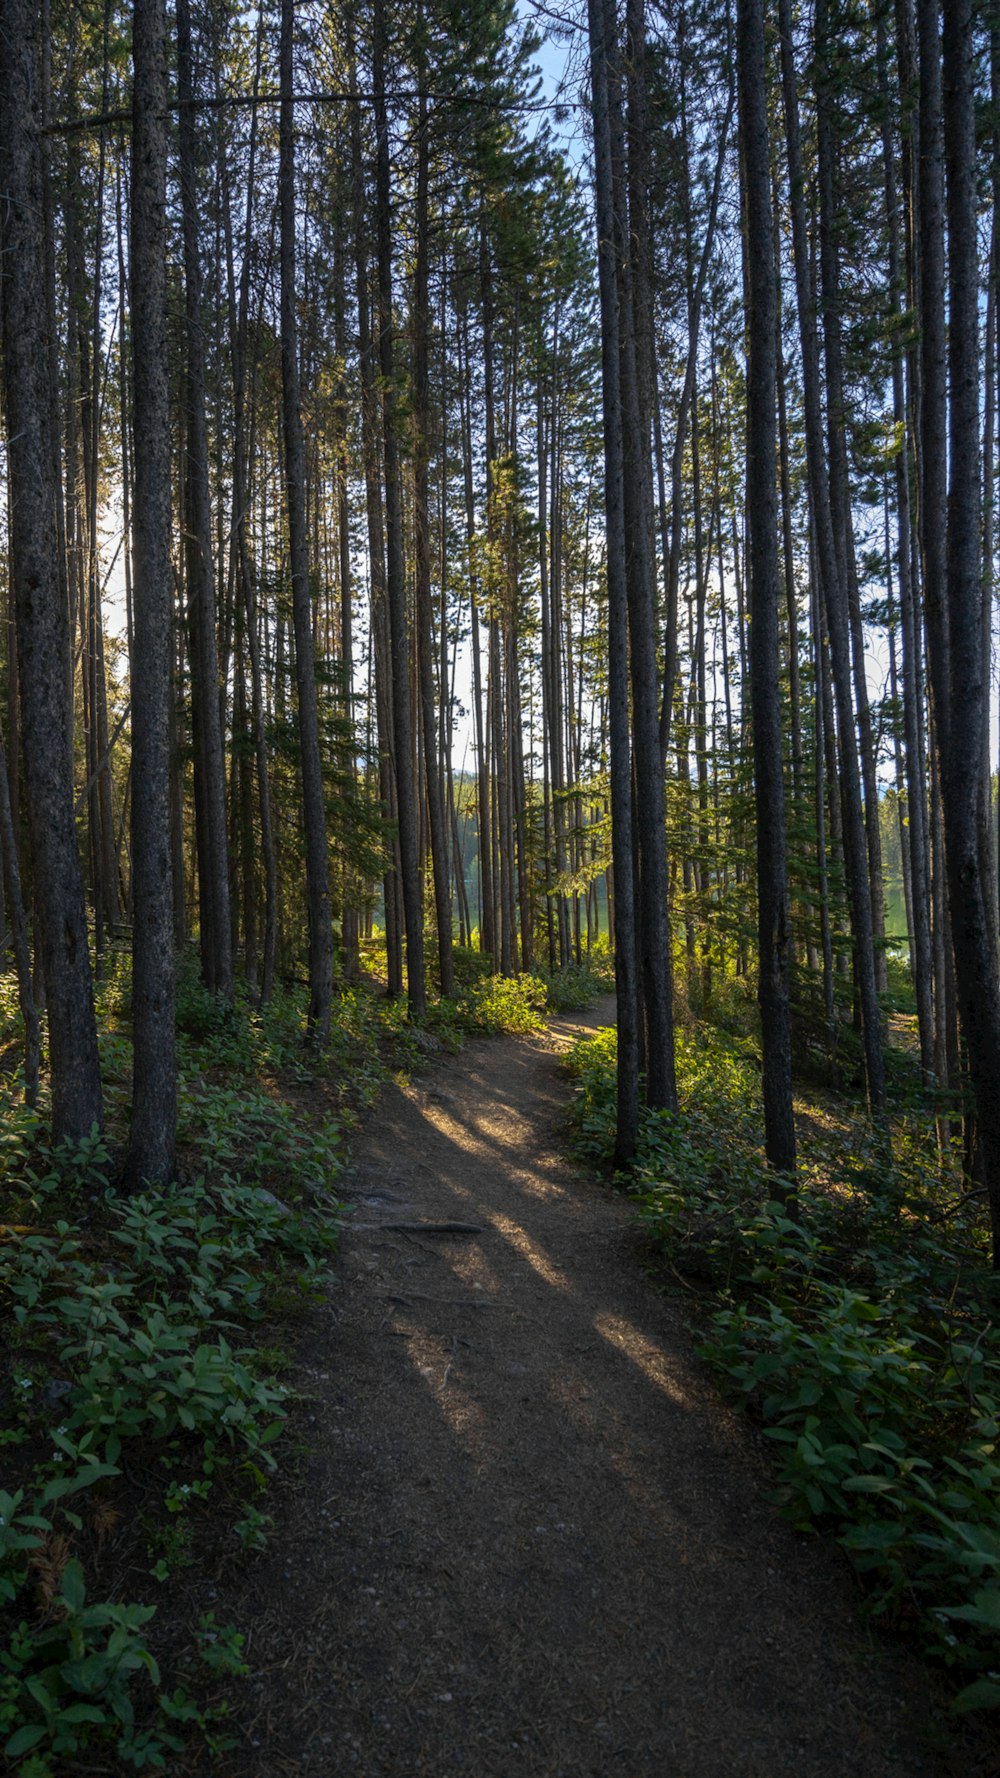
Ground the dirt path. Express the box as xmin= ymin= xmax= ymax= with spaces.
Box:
xmin=219 ymin=1003 xmax=979 ymax=1777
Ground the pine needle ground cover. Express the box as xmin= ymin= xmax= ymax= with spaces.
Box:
xmin=566 ymin=1015 xmax=1000 ymax=1714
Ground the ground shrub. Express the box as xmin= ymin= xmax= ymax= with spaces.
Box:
xmin=539 ymin=957 xmax=614 ymax=1012
xmin=0 ymin=966 xmax=352 ymax=1773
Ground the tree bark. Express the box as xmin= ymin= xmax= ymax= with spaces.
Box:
xmin=0 ymin=0 xmax=103 ymax=1143
xmin=877 ymin=11 xmax=935 ymax=1080
xmin=279 ymin=0 xmax=333 ymax=1042
xmin=738 ymin=0 xmax=796 ymax=1183
xmin=373 ymin=0 xmax=426 ymax=1016
xmin=924 ymin=0 xmax=1000 ymax=1262
xmin=777 ymin=0 xmax=886 ymax=1120
xmin=621 ymin=0 xmax=678 ymax=1111
xmin=126 ymin=0 xmax=175 ymax=1184
xmin=588 ymin=0 xmax=641 ymax=1161
xmin=413 ymin=73 xmax=454 ymax=997
xmin=178 ymin=0 xmax=233 ymax=1002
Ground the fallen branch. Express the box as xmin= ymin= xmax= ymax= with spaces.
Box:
xmin=358 ymin=1219 xmax=484 ymax=1236
xmin=381 ymin=1291 xmax=503 ymax=1307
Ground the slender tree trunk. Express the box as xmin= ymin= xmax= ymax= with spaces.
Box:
xmin=216 ymin=23 xmax=277 ymax=999
xmin=0 ymin=0 xmax=103 ymax=1142
xmin=373 ymin=0 xmax=426 ymax=1016
xmin=877 ymin=13 xmax=935 ymax=1080
xmin=659 ymin=63 xmax=735 ymax=755
xmin=413 ymin=77 xmax=453 ymax=997
xmin=280 ymin=0 xmax=333 ymax=1041
xmin=811 ymin=556 xmax=836 ymax=1025
xmin=126 ymin=0 xmax=175 ymax=1184
xmin=924 ymin=0 xmax=1000 ymax=1260
xmin=622 ymin=0 xmax=677 ymax=1110
xmin=457 ymin=305 xmax=496 ymax=964
xmin=178 ymin=0 xmax=232 ymax=1002
xmin=346 ymin=28 xmax=403 ymax=997
xmin=739 ymin=0 xmax=796 ymax=1183
xmin=588 ymin=0 xmax=641 ymax=1161
xmin=332 ymin=205 xmax=361 ymax=983
xmin=814 ymin=0 xmax=888 ymax=998
xmin=778 ymin=0 xmax=885 ymax=1120
xmin=0 ymin=723 xmax=39 ymax=1106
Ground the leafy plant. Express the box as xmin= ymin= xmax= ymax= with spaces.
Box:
xmin=1 ymin=1560 xmax=162 ymax=1771
xmin=0 ymin=1001 xmax=348 ymax=1769
xmin=447 ymin=970 xmax=550 ymax=1036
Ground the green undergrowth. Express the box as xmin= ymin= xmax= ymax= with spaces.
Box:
xmin=446 ymin=951 xmax=613 ymax=1033
xmin=361 ymin=933 xmax=614 ymax=1037
xmin=566 ymin=1020 xmax=1000 ymax=1713
xmin=0 ymin=957 xmax=362 ymax=1774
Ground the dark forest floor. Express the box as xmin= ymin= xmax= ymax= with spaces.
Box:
xmin=163 ymin=995 xmax=1000 ymax=1778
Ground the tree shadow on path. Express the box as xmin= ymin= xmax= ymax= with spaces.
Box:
xmin=208 ymin=1001 xmax=985 ymax=1778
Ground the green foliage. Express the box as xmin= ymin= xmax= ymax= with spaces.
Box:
xmin=455 ymin=971 xmax=549 ymax=1035
xmin=0 ymin=1561 xmax=167 ymax=1773
xmin=538 ymin=952 xmax=615 ymax=1012
xmin=566 ymin=1021 xmax=1000 ymax=1709
xmin=194 ymin=1615 xmax=249 ymax=1679
xmin=178 ymin=1075 xmax=343 ymax=1198
xmin=0 ymin=960 xmax=354 ymax=1770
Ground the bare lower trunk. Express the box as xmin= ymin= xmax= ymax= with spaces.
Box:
xmin=373 ymin=0 xmax=426 ymax=1017
xmin=739 ymin=0 xmax=796 ymax=1183
xmin=280 ymin=0 xmax=333 ymax=1042
xmin=0 ymin=0 xmax=103 ymax=1143
xmin=925 ymin=0 xmax=1000 ymax=1262
xmin=588 ymin=0 xmax=640 ymax=1161
xmin=126 ymin=0 xmax=175 ymax=1184
xmin=178 ymin=0 xmax=232 ymax=1002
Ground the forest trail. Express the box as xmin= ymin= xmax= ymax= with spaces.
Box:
xmin=216 ymin=1002 xmax=968 ymax=1778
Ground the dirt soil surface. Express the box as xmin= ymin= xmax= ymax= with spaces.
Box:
xmin=208 ymin=1001 xmax=992 ymax=1778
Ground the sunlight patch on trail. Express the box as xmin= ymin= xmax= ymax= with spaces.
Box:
xmin=401 ymin=1330 xmax=492 ymax=1457
xmin=485 ymin=1210 xmax=571 ymax=1291
xmin=410 ymin=1096 xmax=572 ymax=1202
xmin=593 ymin=1311 xmax=692 ymax=1406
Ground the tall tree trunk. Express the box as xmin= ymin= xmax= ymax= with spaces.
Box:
xmin=924 ymin=0 xmax=1000 ymax=1261
xmin=279 ymin=0 xmax=333 ymax=1041
xmin=588 ymin=0 xmax=641 ymax=1161
xmin=457 ymin=303 xmax=496 ymax=964
xmin=126 ymin=0 xmax=175 ymax=1184
xmin=778 ymin=0 xmax=886 ymax=1120
xmin=0 ymin=723 xmax=40 ymax=1106
xmin=373 ymin=0 xmax=426 ymax=1016
xmin=738 ymin=0 xmax=796 ymax=1183
xmin=877 ymin=12 xmax=935 ymax=1080
xmin=0 ymin=0 xmax=103 ymax=1143
xmin=346 ymin=28 xmax=403 ymax=997
xmin=413 ymin=76 xmax=453 ymax=997
xmin=332 ymin=205 xmax=361 ymax=983
xmin=814 ymin=0 xmax=888 ymax=998
xmin=659 ymin=55 xmax=735 ymax=755
xmin=178 ymin=0 xmax=232 ymax=1002
xmin=216 ymin=21 xmax=277 ymax=999
xmin=622 ymin=0 xmax=677 ymax=1110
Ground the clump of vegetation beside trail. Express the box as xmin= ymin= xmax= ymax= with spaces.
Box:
xmin=0 ymin=958 xmax=418 ymax=1774
xmin=363 ymin=931 xmax=615 ymax=1038
xmin=566 ymin=1009 xmax=1000 ymax=1713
